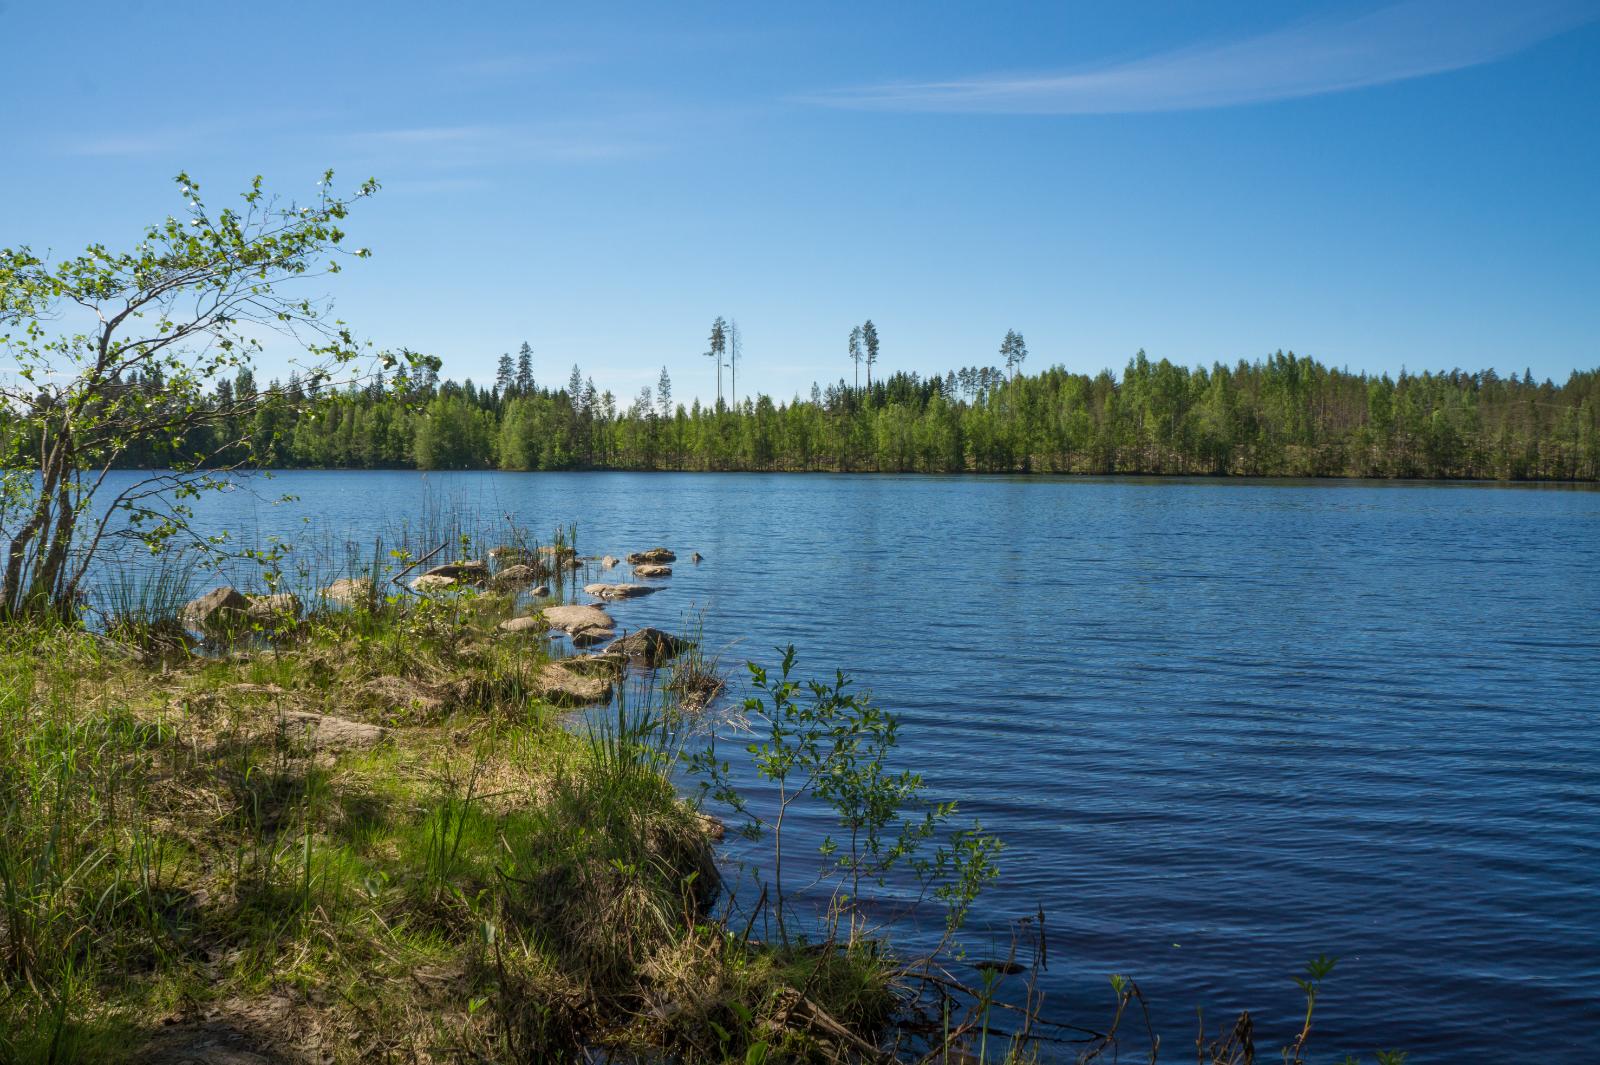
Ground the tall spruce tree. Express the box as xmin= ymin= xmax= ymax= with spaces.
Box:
xmin=657 ymin=366 xmax=673 ymax=418
xmin=862 ymin=319 xmax=880 ymax=390
xmin=495 ymin=352 xmax=514 ymax=397
xmin=515 ymin=342 xmax=534 ymax=394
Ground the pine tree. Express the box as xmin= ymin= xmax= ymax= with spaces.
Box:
xmin=1001 ymin=329 xmax=1029 ymax=378
xmin=515 ymin=342 xmax=534 ymax=394
xmin=495 ymin=352 xmax=514 ymax=397
xmin=709 ymin=317 xmax=727 ymax=408
xmin=657 ymin=366 xmax=673 ymax=418
xmin=849 ymin=326 xmax=863 ymax=390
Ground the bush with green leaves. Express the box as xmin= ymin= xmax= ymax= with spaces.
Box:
xmin=689 ymin=645 xmax=1002 ymax=947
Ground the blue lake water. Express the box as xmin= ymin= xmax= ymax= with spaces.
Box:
xmin=118 ymin=471 xmax=1600 ymax=1062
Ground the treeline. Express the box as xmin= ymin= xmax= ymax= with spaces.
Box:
xmin=82 ymin=348 xmax=1600 ymax=480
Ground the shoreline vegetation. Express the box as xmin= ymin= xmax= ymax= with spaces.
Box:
xmin=82 ymin=351 xmax=1600 ymax=482
xmin=0 ymin=522 xmax=1400 ymax=1064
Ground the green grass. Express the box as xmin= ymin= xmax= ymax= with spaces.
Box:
xmin=0 ymin=593 xmax=899 ymax=1064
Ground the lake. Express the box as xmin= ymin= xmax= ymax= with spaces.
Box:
xmin=120 ymin=470 xmax=1600 ymax=1062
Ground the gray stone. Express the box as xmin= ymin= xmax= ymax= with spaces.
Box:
xmin=183 ymin=586 xmax=249 ymax=630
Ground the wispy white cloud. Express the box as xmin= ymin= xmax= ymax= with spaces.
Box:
xmin=808 ymin=0 xmax=1599 ymax=114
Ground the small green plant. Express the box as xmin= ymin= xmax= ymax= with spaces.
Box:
xmin=689 ymin=645 xmax=1002 ymax=947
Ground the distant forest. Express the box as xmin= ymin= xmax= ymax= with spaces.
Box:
xmin=92 ymin=342 xmax=1600 ymax=481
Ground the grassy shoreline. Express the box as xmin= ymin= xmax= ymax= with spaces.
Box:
xmin=0 ymin=581 xmax=920 ymax=1063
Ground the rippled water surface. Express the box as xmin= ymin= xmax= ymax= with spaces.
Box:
xmin=145 ymin=471 xmax=1599 ymax=1062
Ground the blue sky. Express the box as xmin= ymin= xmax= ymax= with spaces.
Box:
xmin=3 ymin=0 xmax=1597 ymax=402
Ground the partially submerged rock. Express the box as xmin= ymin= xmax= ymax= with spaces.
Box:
xmin=600 ymin=555 xmax=621 ymax=568
xmin=184 ymin=586 xmax=250 ymax=631
xmin=626 ymin=547 xmax=676 ymax=564
xmin=492 ymin=563 xmax=541 ymax=587
xmin=410 ymin=573 xmax=458 ymax=592
xmin=609 ymin=627 xmax=689 ymax=667
xmin=584 ymin=582 xmax=657 ymax=601
xmin=633 ymin=564 xmax=672 ymax=579
xmin=498 ymin=615 xmax=546 ymax=634
xmin=542 ymin=603 xmax=615 ymax=645
xmin=530 ymin=584 xmax=551 ymax=597
xmin=691 ymin=552 xmax=703 ymax=563
xmin=420 ymin=560 xmax=488 ymax=585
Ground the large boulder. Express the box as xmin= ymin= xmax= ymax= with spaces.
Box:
xmin=609 ymin=627 xmax=689 ymax=667
xmin=542 ymin=603 xmax=615 ymax=645
xmin=626 ymin=547 xmax=676 ymax=564
xmin=183 ymin=586 xmax=250 ymax=631
xmin=584 ymin=582 xmax=657 ymax=601
xmin=322 ymin=577 xmax=373 ymax=605
xmin=633 ymin=564 xmax=671 ymax=579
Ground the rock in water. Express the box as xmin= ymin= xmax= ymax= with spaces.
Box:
xmin=609 ymin=627 xmax=689 ymax=666
xmin=410 ymin=573 xmax=458 ymax=592
xmin=626 ymin=547 xmax=676 ymax=564
xmin=691 ymin=552 xmax=703 ymax=563
xmin=601 ymin=555 xmax=621 ymax=568
xmin=498 ymin=615 xmax=546 ymax=634
xmin=419 ymin=560 xmax=489 ymax=585
xmin=542 ymin=603 xmax=616 ymax=645
xmin=184 ymin=586 xmax=250 ymax=630
xmin=492 ymin=563 xmax=541 ymax=587
xmin=584 ymin=582 xmax=657 ymax=600
xmin=634 ymin=564 xmax=672 ymax=578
